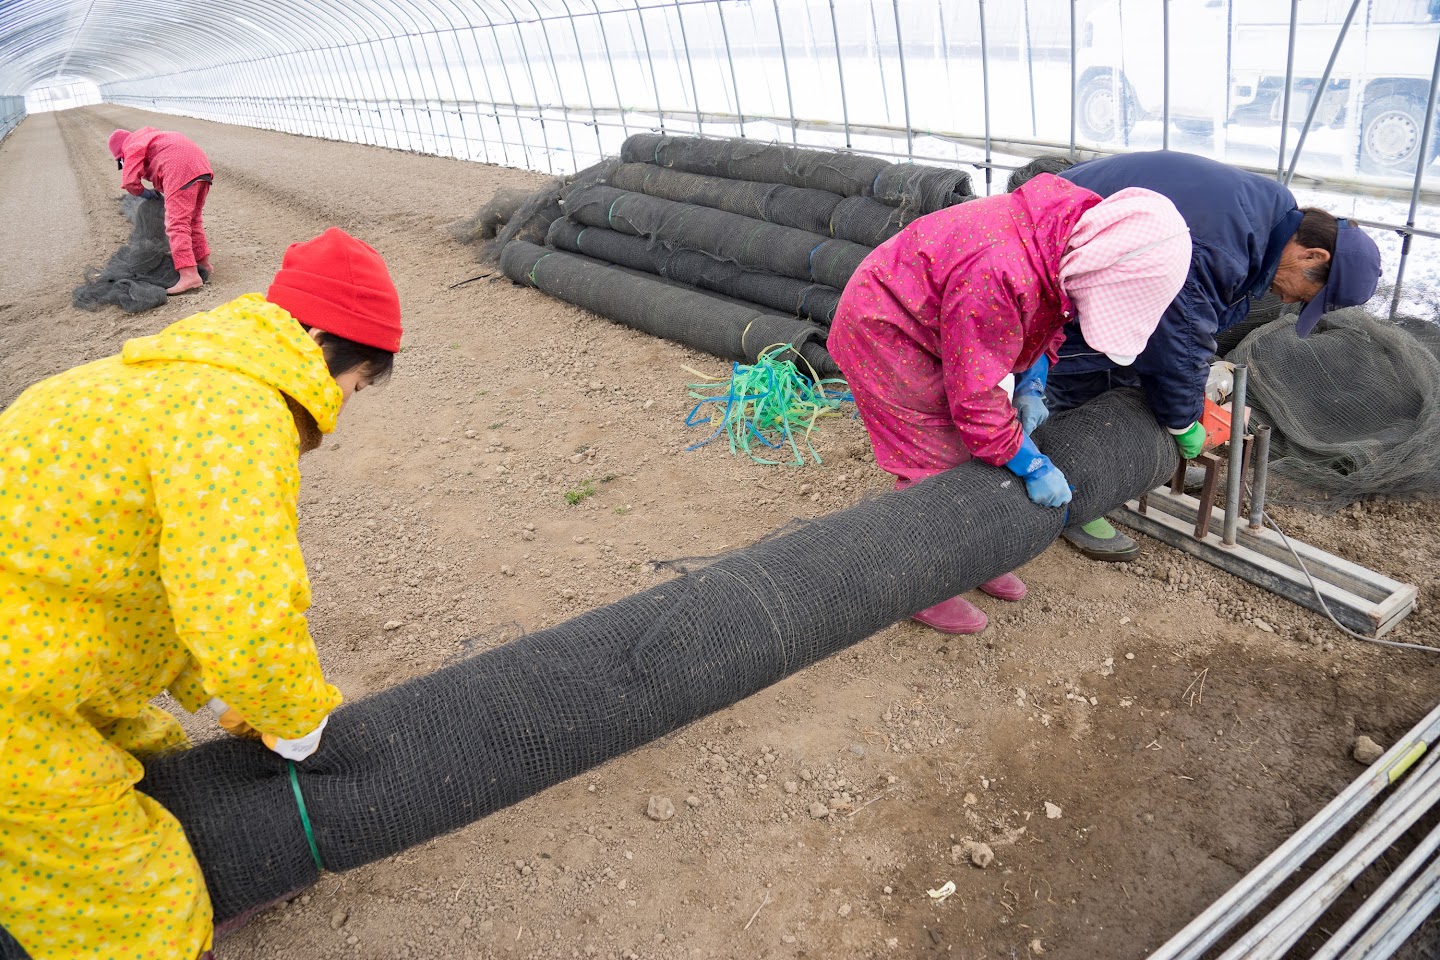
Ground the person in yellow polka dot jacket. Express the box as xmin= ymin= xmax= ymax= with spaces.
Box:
xmin=0 ymin=228 xmax=403 ymax=960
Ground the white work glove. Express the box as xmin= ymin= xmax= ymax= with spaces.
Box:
xmin=207 ymin=698 xmax=328 ymax=760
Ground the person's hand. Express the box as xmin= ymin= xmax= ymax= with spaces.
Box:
xmin=262 ymin=717 xmax=329 ymax=761
xmin=140 ymin=188 xmax=160 ymax=201
xmin=1022 ymin=459 xmax=1071 ymax=506
xmin=1013 ymin=393 xmax=1049 ymax=434
xmin=1005 ymin=434 xmax=1073 ymax=507
xmin=209 ymin=698 xmax=328 ymax=759
xmin=207 ymin=698 xmax=261 ymax=740
xmin=1169 ymin=421 xmax=1206 ymax=459
xmin=1012 ymin=355 xmax=1051 ymax=433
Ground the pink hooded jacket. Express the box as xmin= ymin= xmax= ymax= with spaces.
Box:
xmin=111 ymin=127 xmax=212 ymax=197
xmin=830 ymin=174 xmax=1100 ymax=466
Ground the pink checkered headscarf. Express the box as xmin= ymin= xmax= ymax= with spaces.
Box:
xmin=1059 ymin=187 xmax=1191 ymax=364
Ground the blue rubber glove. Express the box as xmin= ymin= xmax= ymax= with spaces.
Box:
xmin=1004 ymin=433 xmax=1072 ymax=507
xmin=1013 ymin=393 xmax=1048 ymax=435
xmin=140 ymin=188 xmax=160 ymax=201
xmin=1169 ymin=421 xmax=1206 ymax=459
xmin=1013 ymin=356 xmax=1050 ymax=433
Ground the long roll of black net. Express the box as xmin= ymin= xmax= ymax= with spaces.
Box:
xmin=499 ymin=239 xmax=838 ymax=374
xmin=546 ymin=220 xmax=842 ymax=326
xmin=1006 ymin=156 xmax=1077 ymax=193
xmin=621 ymin=133 xmax=890 ymax=197
xmin=563 ymin=184 xmax=870 ymax=290
xmin=122 ymin=389 xmax=1175 ymax=935
xmin=829 ymin=195 xmax=910 ymax=246
xmin=872 ymin=163 xmax=975 ymax=216
xmin=71 ymin=195 xmax=209 ymax=314
xmin=1227 ymin=308 xmax=1440 ymax=505
xmin=606 ymin=162 xmax=844 ymax=237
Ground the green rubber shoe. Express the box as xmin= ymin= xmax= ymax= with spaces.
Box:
xmin=1062 ymin=517 xmax=1140 ymax=561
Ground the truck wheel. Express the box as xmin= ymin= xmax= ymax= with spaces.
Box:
xmin=1359 ymin=94 xmax=1429 ymax=175
xmin=1078 ymin=73 xmax=1138 ymax=143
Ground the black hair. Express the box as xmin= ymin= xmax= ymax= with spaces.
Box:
xmin=302 ymin=326 xmax=395 ymax=384
xmin=1295 ymin=207 xmax=1338 ymax=285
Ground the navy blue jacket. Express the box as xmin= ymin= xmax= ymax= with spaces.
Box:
xmin=1059 ymin=151 xmax=1302 ymax=428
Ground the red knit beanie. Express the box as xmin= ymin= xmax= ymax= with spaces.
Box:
xmin=266 ymin=228 xmax=403 ymax=352
xmin=108 ymin=129 xmax=130 ymax=159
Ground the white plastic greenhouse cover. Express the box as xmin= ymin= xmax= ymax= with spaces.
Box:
xmin=3 ymin=0 xmax=1440 ymax=307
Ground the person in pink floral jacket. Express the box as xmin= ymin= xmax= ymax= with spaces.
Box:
xmin=108 ymin=127 xmax=214 ymax=295
xmin=829 ymin=173 xmax=1191 ymax=635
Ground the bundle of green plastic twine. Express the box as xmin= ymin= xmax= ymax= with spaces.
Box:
xmin=684 ymin=344 xmax=854 ymax=466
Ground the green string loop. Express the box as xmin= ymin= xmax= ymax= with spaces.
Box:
xmin=288 ymin=760 xmax=324 ymax=873
xmin=683 ymin=344 xmax=854 ymax=466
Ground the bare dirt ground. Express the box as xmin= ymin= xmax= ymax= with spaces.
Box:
xmin=3 ymin=106 xmax=1440 ymax=960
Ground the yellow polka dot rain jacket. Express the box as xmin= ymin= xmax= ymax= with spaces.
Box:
xmin=0 ymin=294 xmax=345 ymax=959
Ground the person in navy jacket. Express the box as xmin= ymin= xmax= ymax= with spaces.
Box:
xmin=1012 ymin=151 xmax=1381 ymax=560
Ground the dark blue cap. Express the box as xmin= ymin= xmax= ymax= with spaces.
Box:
xmin=1296 ymin=219 xmax=1381 ymax=337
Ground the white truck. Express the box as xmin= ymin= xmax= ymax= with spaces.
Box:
xmin=1076 ymin=0 xmax=1440 ymax=176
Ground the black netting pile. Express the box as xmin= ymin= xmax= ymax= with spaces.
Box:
xmin=453 ymin=135 xmax=978 ymax=372
xmin=1227 ymin=308 xmax=1440 ymax=505
xmin=1214 ymin=292 xmax=1292 ymax=355
xmin=72 ymin=195 xmax=210 ymax=314
xmin=115 ymin=389 xmax=1172 ymax=940
xmin=446 ymin=160 xmax=618 ymax=262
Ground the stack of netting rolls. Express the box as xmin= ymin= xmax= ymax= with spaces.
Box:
xmin=45 ymin=390 xmax=1180 ymax=947
xmin=496 ymin=135 xmax=977 ymax=372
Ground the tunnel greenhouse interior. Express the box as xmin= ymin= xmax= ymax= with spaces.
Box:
xmin=4 ymin=2 xmax=1440 ymax=960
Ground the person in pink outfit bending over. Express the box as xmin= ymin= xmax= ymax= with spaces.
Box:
xmin=829 ymin=173 xmax=1192 ymax=635
xmin=108 ymin=128 xmax=214 ymax=295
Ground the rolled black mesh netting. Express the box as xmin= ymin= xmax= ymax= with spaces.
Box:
xmin=1006 ymin=155 xmax=1077 ymax=193
xmin=872 ymin=163 xmax=974 ymax=216
xmin=829 ymin=195 xmax=911 ymax=247
xmin=546 ymin=220 xmax=842 ymax=326
xmin=619 ymin=134 xmax=975 ymax=215
xmin=451 ymin=136 xmax=980 ymax=371
xmin=119 ymin=390 xmax=1176 ymax=935
xmin=621 ymin=133 xmax=891 ymax=197
xmin=1227 ymin=308 xmax=1440 ymax=504
xmin=606 ymin=162 xmax=843 ymax=237
xmin=563 ymin=184 xmax=870 ymax=290
xmin=72 ymin=195 xmax=210 ymax=313
xmin=500 ymin=239 xmax=838 ymax=374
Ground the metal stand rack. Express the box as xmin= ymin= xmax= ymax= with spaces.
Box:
xmin=1113 ymin=364 xmax=1417 ymax=638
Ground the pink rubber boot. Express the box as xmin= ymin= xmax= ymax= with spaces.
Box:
xmin=912 ymin=595 xmax=988 ymax=634
xmin=978 ymin=572 xmax=1027 ymax=601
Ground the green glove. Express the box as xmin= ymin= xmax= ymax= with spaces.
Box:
xmin=1169 ymin=421 xmax=1206 ymax=459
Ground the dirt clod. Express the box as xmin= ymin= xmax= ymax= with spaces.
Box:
xmin=1353 ymin=735 xmax=1386 ymax=765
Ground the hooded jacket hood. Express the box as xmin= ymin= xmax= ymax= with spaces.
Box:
xmin=1059 ymin=186 xmax=1191 ymax=361
xmin=121 ymin=293 xmax=344 ymax=433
